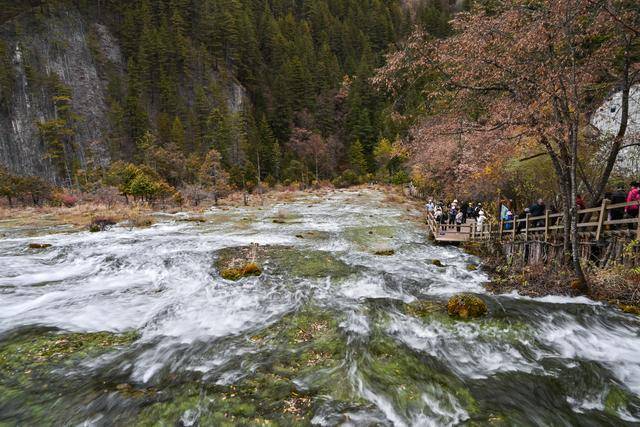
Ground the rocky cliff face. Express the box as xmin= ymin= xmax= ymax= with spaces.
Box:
xmin=0 ymin=8 xmax=118 ymax=183
xmin=0 ymin=5 xmax=247 ymax=184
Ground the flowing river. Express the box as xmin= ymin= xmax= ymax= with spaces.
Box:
xmin=1 ymin=189 xmax=639 ymax=426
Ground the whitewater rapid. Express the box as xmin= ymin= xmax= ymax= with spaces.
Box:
xmin=1 ymin=189 xmax=639 ymax=425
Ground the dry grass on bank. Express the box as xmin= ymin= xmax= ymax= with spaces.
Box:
xmin=0 ymin=184 xmax=411 ymax=230
xmin=590 ymin=266 xmax=640 ymax=313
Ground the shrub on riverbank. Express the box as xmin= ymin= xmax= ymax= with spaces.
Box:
xmin=590 ymin=266 xmax=640 ymax=312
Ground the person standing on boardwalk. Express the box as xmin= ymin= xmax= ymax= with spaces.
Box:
xmin=460 ymin=201 xmax=469 ymax=223
xmin=626 ymin=182 xmax=640 ymax=219
xmin=610 ymin=185 xmax=627 ymax=228
xmin=529 ymin=199 xmax=546 ymax=227
xmin=476 ymin=209 xmax=486 ymax=233
xmin=455 ymin=209 xmax=464 ymax=231
xmin=449 ymin=200 xmax=458 ymax=225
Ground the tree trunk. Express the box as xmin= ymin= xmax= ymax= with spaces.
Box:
xmin=570 ymin=120 xmax=588 ymax=292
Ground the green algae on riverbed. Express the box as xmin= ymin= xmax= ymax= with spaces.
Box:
xmin=0 ymin=329 xmax=138 ymax=423
xmin=137 ymin=307 xmax=353 ymax=426
xmin=0 ymin=329 xmax=138 ymax=376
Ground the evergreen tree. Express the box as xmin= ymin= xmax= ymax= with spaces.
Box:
xmin=349 ymin=139 xmax=367 ymax=176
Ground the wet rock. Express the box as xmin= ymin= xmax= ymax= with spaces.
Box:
xmin=466 ymin=264 xmax=479 ymax=272
xmin=216 ymin=245 xmax=352 ymax=280
xmin=178 ymin=216 xmax=207 ymax=223
xmin=619 ymin=304 xmax=640 ymax=316
xmin=220 ymin=262 xmax=262 ymax=281
xmin=405 ymin=300 xmax=443 ymax=318
xmin=28 ymin=243 xmax=52 ymax=249
xmin=431 ymin=259 xmax=445 ymax=267
xmin=447 ymin=294 xmax=488 ymax=319
xmin=89 ymin=217 xmax=116 ymax=232
xmin=373 ymin=248 xmax=395 ymax=256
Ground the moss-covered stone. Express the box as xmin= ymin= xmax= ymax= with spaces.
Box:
xmin=466 ymin=264 xmax=479 ymax=272
xmin=178 ymin=216 xmax=207 ymax=223
xmin=216 ymin=246 xmax=352 ymax=280
xmin=604 ymin=386 xmax=631 ymax=417
xmin=618 ymin=304 xmax=640 ymax=315
xmin=374 ymin=248 xmax=395 ymax=256
xmin=343 ymin=225 xmax=395 ymax=250
xmin=28 ymin=243 xmax=52 ymax=249
xmin=220 ymin=262 xmax=262 ymax=281
xmin=447 ymin=294 xmax=488 ymax=319
xmin=432 ymin=259 xmax=445 ymax=267
xmin=405 ymin=300 xmax=444 ymax=318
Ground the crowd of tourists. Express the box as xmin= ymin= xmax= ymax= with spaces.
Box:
xmin=424 ymin=181 xmax=640 ymax=235
xmin=425 ymin=199 xmax=487 ymax=233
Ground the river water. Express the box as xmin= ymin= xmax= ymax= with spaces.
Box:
xmin=1 ymin=189 xmax=639 ymax=426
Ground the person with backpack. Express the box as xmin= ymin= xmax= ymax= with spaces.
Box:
xmin=610 ymin=185 xmax=627 ymax=228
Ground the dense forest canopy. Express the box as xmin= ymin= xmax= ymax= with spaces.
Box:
xmin=0 ymin=0 xmax=457 ymax=199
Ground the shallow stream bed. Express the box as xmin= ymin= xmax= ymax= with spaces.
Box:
xmin=1 ymin=189 xmax=639 ymax=425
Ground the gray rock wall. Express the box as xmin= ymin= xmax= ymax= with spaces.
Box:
xmin=0 ymin=8 xmax=118 ymax=183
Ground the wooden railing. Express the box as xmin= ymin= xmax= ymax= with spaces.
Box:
xmin=426 ymin=199 xmax=640 ymax=243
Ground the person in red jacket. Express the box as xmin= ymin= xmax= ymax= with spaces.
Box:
xmin=626 ymin=182 xmax=640 ymax=218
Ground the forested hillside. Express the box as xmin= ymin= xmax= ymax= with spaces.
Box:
xmin=0 ymin=0 xmax=454 ymax=201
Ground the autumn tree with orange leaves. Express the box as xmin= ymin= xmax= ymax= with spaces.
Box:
xmin=375 ymin=0 xmax=640 ymax=290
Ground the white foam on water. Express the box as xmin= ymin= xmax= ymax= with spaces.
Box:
xmin=338 ymin=273 xmax=413 ymax=303
xmin=503 ymin=291 xmax=602 ymax=305
xmin=388 ymin=314 xmax=538 ymax=379
xmin=2 ymin=188 xmax=640 ymax=424
xmin=537 ymin=312 xmax=640 ymax=396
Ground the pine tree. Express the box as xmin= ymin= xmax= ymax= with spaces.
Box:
xmin=170 ymin=116 xmax=186 ymax=152
xmin=349 ymin=139 xmax=367 ymax=176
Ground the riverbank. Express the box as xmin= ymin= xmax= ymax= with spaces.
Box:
xmin=463 ymin=240 xmax=640 ymax=315
xmin=0 ymin=184 xmax=417 ymax=237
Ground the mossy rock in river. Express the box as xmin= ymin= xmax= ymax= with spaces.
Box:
xmin=373 ymin=245 xmax=395 ymax=256
xmin=405 ymin=300 xmax=444 ymax=318
xmin=343 ymin=225 xmax=395 ymax=250
xmin=431 ymin=259 xmax=445 ymax=267
xmin=220 ymin=262 xmax=262 ymax=281
xmin=447 ymin=294 xmax=488 ymax=319
xmin=28 ymin=243 xmax=52 ymax=249
xmin=216 ymin=245 xmax=263 ymax=281
xmin=216 ymin=245 xmax=352 ymax=280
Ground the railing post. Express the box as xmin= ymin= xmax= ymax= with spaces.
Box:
xmin=636 ymin=200 xmax=640 ymax=240
xmin=512 ymin=217 xmax=517 ymax=240
xmin=544 ymin=211 xmax=550 ymax=242
xmin=471 ymin=222 xmax=475 ymax=241
xmin=595 ymin=199 xmax=610 ymax=241
xmin=525 ymin=213 xmax=530 ymax=241
xmin=499 ymin=220 xmax=503 ymax=240
xmin=488 ymin=222 xmax=492 ymax=240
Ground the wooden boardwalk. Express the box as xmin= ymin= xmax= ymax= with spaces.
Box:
xmin=425 ymin=199 xmax=640 ymax=244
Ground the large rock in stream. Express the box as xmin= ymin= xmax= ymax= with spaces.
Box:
xmin=447 ymin=294 xmax=488 ymax=319
xmin=215 ymin=245 xmax=353 ymax=281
